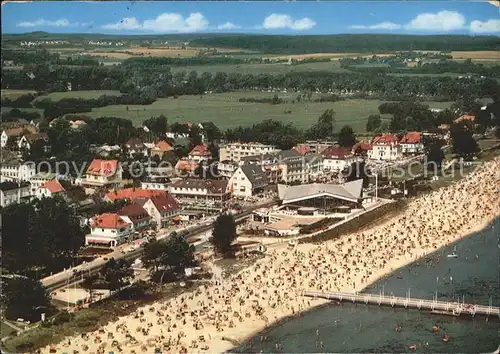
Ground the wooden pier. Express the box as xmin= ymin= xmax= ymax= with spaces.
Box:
xmin=303 ymin=291 xmax=500 ymax=318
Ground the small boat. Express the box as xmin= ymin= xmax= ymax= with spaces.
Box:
xmin=447 ymin=252 xmax=458 ymax=258
xmin=442 ymin=333 xmax=449 ymax=342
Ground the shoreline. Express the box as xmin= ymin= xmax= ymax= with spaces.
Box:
xmin=228 ymin=214 xmax=499 ymax=352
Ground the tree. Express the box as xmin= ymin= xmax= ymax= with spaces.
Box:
xmin=2 ymin=196 xmax=85 ymax=275
xmin=307 ymin=109 xmax=335 ymax=140
xmin=366 ymin=114 xmax=382 ymax=132
xmin=141 ymin=233 xmax=195 ymax=281
xmin=100 ymin=258 xmax=133 ymax=292
xmin=141 ymin=239 xmax=169 ymax=274
xmin=3 ymin=277 xmax=52 ymax=322
xmin=189 ymin=125 xmax=203 ymax=149
xmin=337 ymin=125 xmax=356 ymax=147
xmin=144 ymin=115 xmax=168 ymax=135
xmin=426 ymin=142 xmax=445 ymax=171
xmin=211 ymin=214 xmax=237 ymax=257
xmin=162 ymin=232 xmax=195 ymax=274
xmin=450 ymin=122 xmax=479 ymax=158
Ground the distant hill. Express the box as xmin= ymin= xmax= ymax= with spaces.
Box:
xmin=2 ymin=33 xmax=499 ymax=53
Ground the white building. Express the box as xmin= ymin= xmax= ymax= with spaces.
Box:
xmin=400 ymin=132 xmax=424 ymax=155
xmin=141 ymin=177 xmax=170 ymax=191
xmin=368 ymin=134 xmax=403 ymax=161
xmin=275 ymin=150 xmax=314 ymax=184
xmin=217 ymin=160 xmax=238 ymax=179
xmin=0 ymin=160 xmax=36 ymax=182
xmin=35 ymin=179 xmax=66 ymax=199
xmin=169 ymin=178 xmax=230 ymax=206
xmin=0 ymin=181 xmax=32 ymax=207
xmin=322 ymin=147 xmax=359 ymax=172
xmin=78 ymin=159 xmax=122 ymax=188
xmin=137 ymin=194 xmax=179 ymax=229
xmin=219 ymin=142 xmax=280 ymax=163
xmin=187 ymin=143 xmax=211 ymax=163
xmin=228 ymin=164 xmax=268 ymax=198
xmin=86 ymin=213 xmax=133 ymax=247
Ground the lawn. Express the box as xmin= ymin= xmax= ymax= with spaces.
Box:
xmin=87 ymin=92 xmax=454 ymax=131
xmin=1 ymin=89 xmax=37 ymax=98
xmin=36 ymin=90 xmax=122 ymax=102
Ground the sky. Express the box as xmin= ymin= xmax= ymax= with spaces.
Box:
xmin=2 ymin=1 xmax=499 ymax=35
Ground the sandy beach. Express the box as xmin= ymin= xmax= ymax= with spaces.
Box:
xmin=41 ymin=157 xmax=500 ymax=354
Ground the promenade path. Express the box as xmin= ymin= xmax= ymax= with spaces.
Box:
xmin=303 ymin=291 xmax=500 ymax=317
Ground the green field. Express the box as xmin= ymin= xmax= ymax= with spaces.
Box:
xmin=1 ymin=89 xmax=37 ymax=98
xmin=87 ymin=91 xmax=453 ymax=131
xmin=36 ymin=90 xmax=122 ymax=101
xmin=170 ymin=61 xmax=350 ymax=75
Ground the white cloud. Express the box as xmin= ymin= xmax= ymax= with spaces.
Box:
xmin=17 ymin=18 xmax=71 ymax=28
xmin=350 ymin=22 xmax=401 ymax=30
xmin=217 ymin=22 xmax=241 ymax=30
xmin=405 ymin=11 xmax=465 ymax=31
xmin=350 ymin=11 xmax=471 ymax=32
xmin=102 ymin=17 xmax=141 ymax=30
xmin=102 ymin=12 xmax=209 ymax=33
xmin=262 ymin=14 xmax=316 ymax=31
xmin=469 ymin=19 xmax=500 ymax=33
xmin=292 ymin=17 xmax=317 ymax=31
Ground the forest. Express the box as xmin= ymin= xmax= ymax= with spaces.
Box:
xmin=3 ymin=63 xmax=499 ymax=103
xmin=189 ymin=34 xmax=500 ymax=54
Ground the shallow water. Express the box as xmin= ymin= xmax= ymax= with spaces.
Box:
xmin=236 ymin=217 xmax=500 ymax=353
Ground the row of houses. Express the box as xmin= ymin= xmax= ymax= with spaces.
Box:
xmin=0 ymin=178 xmax=66 ymax=208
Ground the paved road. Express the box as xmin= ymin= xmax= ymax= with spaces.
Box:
xmin=42 ymin=199 xmax=277 ymax=290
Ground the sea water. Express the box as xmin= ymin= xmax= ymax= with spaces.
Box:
xmin=236 ymin=217 xmax=500 ymax=353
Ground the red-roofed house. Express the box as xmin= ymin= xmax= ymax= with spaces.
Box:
xmin=454 ymin=114 xmax=476 ymax=123
xmin=140 ymin=194 xmax=179 ymax=228
xmin=118 ymin=203 xmax=152 ymax=231
xmin=151 ymin=140 xmax=174 ymax=158
xmin=400 ymin=132 xmax=424 ymax=155
xmin=292 ymin=144 xmax=311 ymax=156
xmin=188 ymin=143 xmax=211 ymax=163
xmin=175 ymin=159 xmax=198 ymax=174
xmin=81 ymin=159 xmax=122 ymax=187
xmin=353 ymin=140 xmax=373 ymax=156
xmin=85 ymin=212 xmax=132 ymax=247
xmin=104 ymin=188 xmax=166 ymax=203
xmin=368 ymin=134 xmax=402 ymax=161
xmin=35 ymin=179 xmax=66 ymax=199
xmin=321 ymin=147 xmax=359 ymax=171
